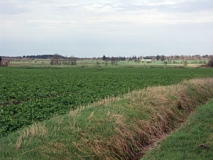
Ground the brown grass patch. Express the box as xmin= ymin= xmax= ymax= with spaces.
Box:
xmin=16 ymin=123 xmax=48 ymax=149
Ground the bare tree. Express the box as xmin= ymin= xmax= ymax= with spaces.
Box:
xmin=50 ymin=54 xmax=61 ymax=65
xmin=207 ymin=59 xmax=213 ymax=68
xmin=160 ymin=55 xmax=166 ymax=61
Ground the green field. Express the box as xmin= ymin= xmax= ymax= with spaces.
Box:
xmin=9 ymin=59 xmax=208 ymax=68
xmin=1 ymin=67 xmax=213 ymax=138
xmin=0 ymin=76 xmax=213 ymax=159
xmin=142 ymin=99 xmax=213 ymax=160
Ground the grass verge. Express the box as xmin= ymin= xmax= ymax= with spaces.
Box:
xmin=1 ymin=78 xmax=213 ymax=160
xmin=142 ymin=99 xmax=213 ymax=160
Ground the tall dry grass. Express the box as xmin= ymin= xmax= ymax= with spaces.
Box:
xmin=71 ymin=78 xmax=213 ymax=159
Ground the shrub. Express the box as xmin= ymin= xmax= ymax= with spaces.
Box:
xmin=207 ymin=59 xmax=213 ymax=68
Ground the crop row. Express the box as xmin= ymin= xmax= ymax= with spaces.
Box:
xmin=0 ymin=67 xmax=213 ymax=137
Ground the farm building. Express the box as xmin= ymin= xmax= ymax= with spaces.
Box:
xmin=141 ymin=57 xmax=152 ymax=62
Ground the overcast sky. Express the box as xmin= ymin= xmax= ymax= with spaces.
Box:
xmin=0 ymin=0 xmax=213 ymax=57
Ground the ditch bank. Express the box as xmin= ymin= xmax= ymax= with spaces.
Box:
xmin=1 ymin=78 xmax=213 ymax=160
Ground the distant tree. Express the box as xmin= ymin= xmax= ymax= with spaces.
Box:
xmin=102 ymin=55 xmax=107 ymax=61
xmin=25 ymin=54 xmax=58 ymax=59
xmin=50 ymin=54 xmax=62 ymax=65
xmin=131 ymin=56 xmax=137 ymax=60
xmin=160 ymin=55 xmax=166 ymax=61
xmin=156 ymin=55 xmax=161 ymax=60
xmin=175 ymin=55 xmax=180 ymax=60
xmin=53 ymin=54 xmax=61 ymax=59
xmin=207 ymin=59 xmax=213 ymax=68
xmin=0 ymin=56 xmax=2 ymax=65
xmin=184 ymin=60 xmax=188 ymax=67
xmin=70 ymin=57 xmax=77 ymax=66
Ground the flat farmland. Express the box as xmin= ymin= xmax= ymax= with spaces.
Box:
xmin=0 ymin=67 xmax=213 ymax=137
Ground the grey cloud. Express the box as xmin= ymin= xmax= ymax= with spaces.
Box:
xmin=148 ymin=0 xmax=213 ymax=13
xmin=0 ymin=2 xmax=30 ymax=15
xmin=56 ymin=3 xmax=92 ymax=12
xmin=1 ymin=0 xmax=213 ymax=57
xmin=104 ymin=0 xmax=213 ymax=13
xmin=175 ymin=1 xmax=213 ymax=13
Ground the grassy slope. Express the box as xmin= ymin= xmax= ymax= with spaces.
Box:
xmin=0 ymin=78 xmax=213 ymax=159
xmin=142 ymin=99 xmax=213 ymax=160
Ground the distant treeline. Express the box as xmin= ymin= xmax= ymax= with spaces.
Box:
xmin=23 ymin=54 xmax=65 ymax=59
xmin=2 ymin=54 xmax=212 ymax=61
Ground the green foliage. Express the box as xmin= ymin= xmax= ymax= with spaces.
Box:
xmin=0 ymin=67 xmax=213 ymax=137
xmin=184 ymin=60 xmax=188 ymax=66
xmin=156 ymin=55 xmax=160 ymax=60
xmin=102 ymin=55 xmax=107 ymax=60
xmin=142 ymin=99 xmax=213 ymax=160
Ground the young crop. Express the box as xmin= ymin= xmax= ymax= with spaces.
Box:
xmin=0 ymin=67 xmax=213 ymax=137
